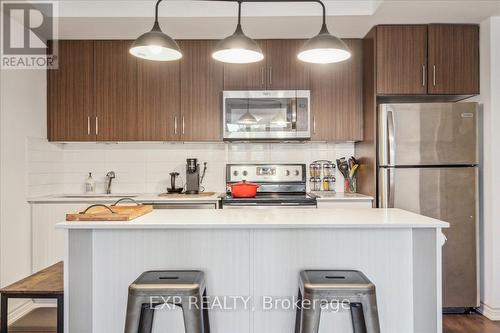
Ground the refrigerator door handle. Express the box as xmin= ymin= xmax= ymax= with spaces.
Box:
xmin=379 ymin=168 xmax=395 ymax=208
xmin=388 ymin=168 xmax=395 ymax=208
xmin=387 ymin=109 xmax=396 ymax=165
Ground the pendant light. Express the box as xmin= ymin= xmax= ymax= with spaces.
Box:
xmin=129 ymin=0 xmax=182 ymax=61
xmin=237 ymin=99 xmax=258 ymax=124
xmin=237 ymin=110 xmax=258 ymax=124
xmin=212 ymin=1 xmax=264 ymax=64
xmin=297 ymin=1 xmax=351 ymax=64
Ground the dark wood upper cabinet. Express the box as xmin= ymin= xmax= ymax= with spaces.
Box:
xmin=94 ymin=40 xmax=141 ymax=141
xmin=137 ymin=60 xmax=180 ymax=141
xmin=266 ymin=39 xmax=309 ymax=90
xmin=223 ymin=40 xmax=267 ymax=90
xmin=428 ymin=24 xmax=479 ymax=95
xmin=223 ymin=39 xmax=309 ymax=90
xmin=376 ymin=25 xmax=428 ymax=95
xmin=180 ymin=40 xmax=224 ymax=141
xmin=47 ymin=40 xmax=95 ymax=141
xmin=310 ymin=39 xmax=363 ymax=141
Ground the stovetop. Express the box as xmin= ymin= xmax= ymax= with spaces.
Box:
xmin=222 ymin=192 xmax=317 ymax=205
xmin=223 ymin=164 xmax=316 ymax=206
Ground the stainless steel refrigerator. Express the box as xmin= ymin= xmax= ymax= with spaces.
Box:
xmin=378 ymin=102 xmax=479 ymax=310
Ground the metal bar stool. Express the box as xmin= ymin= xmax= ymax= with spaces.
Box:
xmin=294 ymin=270 xmax=380 ymax=333
xmin=124 ymin=270 xmax=210 ymax=333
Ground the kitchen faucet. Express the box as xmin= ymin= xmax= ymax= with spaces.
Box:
xmin=105 ymin=171 xmax=116 ymax=194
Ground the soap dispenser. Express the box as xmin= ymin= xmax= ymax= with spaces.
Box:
xmin=85 ymin=172 xmax=95 ymax=193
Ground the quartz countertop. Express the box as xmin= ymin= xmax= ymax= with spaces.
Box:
xmin=27 ymin=192 xmax=222 ymax=203
xmin=311 ymin=192 xmax=374 ymax=201
xmin=56 ymin=208 xmax=448 ymax=230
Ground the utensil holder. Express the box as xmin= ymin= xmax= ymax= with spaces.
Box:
xmin=344 ymin=176 xmax=357 ymax=193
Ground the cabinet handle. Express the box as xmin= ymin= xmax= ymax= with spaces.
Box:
xmin=433 ymin=65 xmax=436 ymax=86
xmin=313 ymin=115 xmax=316 ymax=134
xmin=95 ymin=117 xmax=98 ymax=136
xmin=422 ymin=65 xmax=426 ymax=87
xmin=87 ymin=116 xmax=91 ymax=135
xmin=268 ymin=66 xmax=272 ymax=86
xmin=261 ymin=67 xmax=265 ymax=87
xmin=174 ymin=116 xmax=178 ymax=134
xmin=182 ymin=116 xmax=185 ymax=135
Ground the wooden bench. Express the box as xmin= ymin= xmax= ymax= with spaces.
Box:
xmin=0 ymin=262 xmax=63 ymax=333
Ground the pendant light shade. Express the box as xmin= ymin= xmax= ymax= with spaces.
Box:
xmin=212 ymin=1 xmax=264 ymax=64
xmin=130 ymin=0 xmax=182 ymax=61
xmin=298 ymin=23 xmax=351 ymax=64
xmin=237 ymin=110 xmax=258 ymax=125
xmin=130 ymin=22 xmax=182 ymax=61
xmin=212 ymin=25 xmax=264 ymax=64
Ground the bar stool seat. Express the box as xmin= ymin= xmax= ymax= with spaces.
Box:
xmin=295 ymin=270 xmax=380 ymax=333
xmin=125 ymin=270 xmax=210 ymax=333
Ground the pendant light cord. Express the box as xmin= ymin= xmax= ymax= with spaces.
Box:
xmin=237 ymin=0 xmax=242 ymax=26
xmin=214 ymin=0 xmax=326 ymax=26
xmin=154 ymin=0 xmax=163 ymax=26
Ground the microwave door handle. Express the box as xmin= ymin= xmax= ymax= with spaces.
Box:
xmin=292 ymin=98 xmax=297 ymax=128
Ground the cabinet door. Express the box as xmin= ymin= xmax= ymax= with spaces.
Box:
xmin=428 ymin=24 xmax=479 ymax=95
xmin=223 ymin=40 xmax=267 ymax=90
xmin=47 ymin=40 xmax=95 ymax=141
xmin=137 ymin=60 xmax=180 ymax=141
xmin=180 ymin=40 xmax=224 ymax=141
xmin=266 ymin=39 xmax=309 ymax=90
xmin=94 ymin=40 xmax=141 ymax=141
xmin=376 ymin=25 xmax=428 ymax=95
xmin=310 ymin=39 xmax=363 ymax=141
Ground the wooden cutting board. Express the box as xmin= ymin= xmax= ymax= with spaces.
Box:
xmin=66 ymin=204 xmax=153 ymax=221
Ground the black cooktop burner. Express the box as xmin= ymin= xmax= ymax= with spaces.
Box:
xmin=222 ymin=192 xmax=317 ymax=205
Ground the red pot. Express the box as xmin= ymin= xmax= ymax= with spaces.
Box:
xmin=228 ymin=180 xmax=261 ymax=198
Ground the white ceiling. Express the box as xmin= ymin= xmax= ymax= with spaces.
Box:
xmin=50 ymin=0 xmax=500 ymax=38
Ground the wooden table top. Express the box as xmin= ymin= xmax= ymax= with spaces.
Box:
xmin=0 ymin=262 xmax=63 ymax=295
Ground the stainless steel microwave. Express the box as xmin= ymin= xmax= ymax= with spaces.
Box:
xmin=223 ymin=90 xmax=311 ymax=140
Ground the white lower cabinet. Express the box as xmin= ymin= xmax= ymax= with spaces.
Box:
xmin=316 ymin=200 xmax=373 ymax=209
xmin=31 ymin=203 xmax=88 ymax=272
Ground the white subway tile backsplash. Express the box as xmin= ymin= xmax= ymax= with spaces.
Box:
xmin=26 ymin=139 xmax=355 ymax=197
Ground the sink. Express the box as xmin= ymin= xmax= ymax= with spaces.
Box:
xmin=59 ymin=194 xmax=138 ymax=199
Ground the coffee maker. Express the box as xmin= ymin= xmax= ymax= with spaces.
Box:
xmin=186 ymin=158 xmax=201 ymax=194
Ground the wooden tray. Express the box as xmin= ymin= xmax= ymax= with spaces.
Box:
xmin=66 ymin=204 xmax=153 ymax=221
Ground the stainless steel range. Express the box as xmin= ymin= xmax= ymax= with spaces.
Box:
xmin=222 ymin=163 xmax=317 ymax=208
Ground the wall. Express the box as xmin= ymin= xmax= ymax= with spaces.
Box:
xmin=0 ymin=69 xmax=47 ymax=301
xmin=474 ymin=16 xmax=500 ymax=320
xmin=26 ymin=141 xmax=355 ymax=196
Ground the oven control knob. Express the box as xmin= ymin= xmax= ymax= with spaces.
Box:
xmin=285 ymin=170 xmax=291 ymax=176
xmin=294 ymin=170 xmax=300 ymax=176
xmin=242 ymin=170 xmax=248 ymax=176
xmin=233 ymin=170 xmax=239 ymax=176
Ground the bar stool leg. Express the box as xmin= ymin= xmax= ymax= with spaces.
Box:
xmin=202 ymin=290 xmax=210 ymax=333
xmin=350 ymin=303 xmax=367 ymax=333
xmin=125 ymin=295 xmax=150 ymax=333
xmin=294 ymin=290 xmax=302 ymax=333
xmin=181 ymin=294 xmax=204 ymax=333
xmin=138 ymin=304 xmax=155 ymax=333
xmin=360 ymin=293 xmax=380 ymax=333
xmin=299 ymin=299 xmax=321 ymax=333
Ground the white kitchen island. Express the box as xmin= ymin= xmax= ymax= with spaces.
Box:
xmin=57 ymin=208 xmax=448 ymax=333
